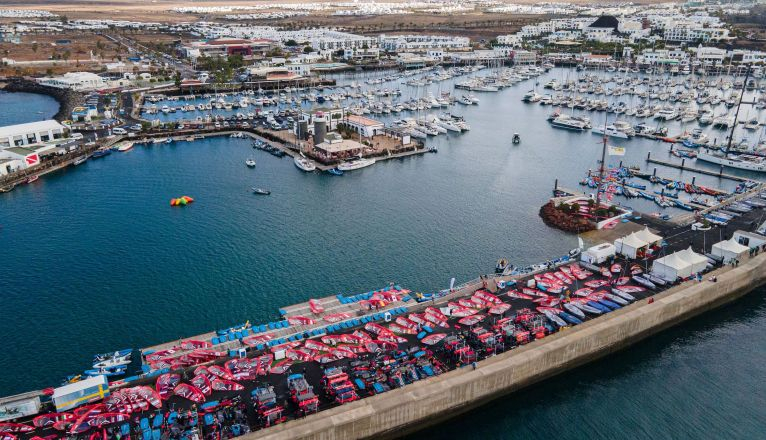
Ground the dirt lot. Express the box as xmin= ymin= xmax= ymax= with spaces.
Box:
xmin=1 ymin=0 xmax=658 ymax=23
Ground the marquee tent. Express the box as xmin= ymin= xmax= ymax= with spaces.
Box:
xmin=614 ymin=232 xmax=648 ymax=259
xmin=651 ymin=252 xmax=693 ymax=281
xmin=677 ymin=246 xmax=709 ymax=274
xmin=634 ymin=227 xmax=663 ymax=246
xmin=711 ymin=239 xmax=749 ymax=263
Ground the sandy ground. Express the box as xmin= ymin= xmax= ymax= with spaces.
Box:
xmin=1 ymin=0 xmax=665 ymax=22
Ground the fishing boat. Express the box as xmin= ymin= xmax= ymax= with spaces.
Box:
xmin=294 ymin=155 xmax=316 ymax=172
xmin=337 ymin=157 xmax=375 ymax=171
xmin=92 ymin=148 xmax=111 ymax=158
xmin=252 ymin=188 xmax=271 ymax=195
xmin=0 ymin=183 xmax=15 ymax=193
xmin=512 ymin=133 xmax=520 ymax=144
xmin=245 ymin=158 xmax=256 ymax=168
xmin=73 ymin=155 xmax=89 ymax=166
xmin=495 ymin=258 xmax=509 ymax=274
xmin=26 ymin=175 xmax=39 ymax=184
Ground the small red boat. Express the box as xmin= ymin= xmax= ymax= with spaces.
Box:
xmin=287 ymin=315 xmax=315 ymax=326
xmin=458 ymin=315 xmax=485 ymax=326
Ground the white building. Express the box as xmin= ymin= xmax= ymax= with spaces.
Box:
xmin=496 ymin=34 xmax=521 ymax=47
xmin=664 ymin=26 xmax=729 ymax=43
xmin=379 ymin=34 xmax=469 ymax=52
xmin=693 ymin=46 xmax=727 ymax=64
xmin=37 ymin=72 xmax=105 ymax=91
xmin=342 ymin=115 xmax=384 ymax=138
xmin=0 ymin=120 xmax=66 ymax=149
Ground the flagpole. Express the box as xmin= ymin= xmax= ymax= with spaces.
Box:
xmin=594 ymin=120 xmax=608 ymax=220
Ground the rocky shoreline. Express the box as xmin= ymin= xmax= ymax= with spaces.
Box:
xmin=539 ymin=201 xmax=596 ymax=234
xmin=0 ymin=77 xmax=84 ymax=121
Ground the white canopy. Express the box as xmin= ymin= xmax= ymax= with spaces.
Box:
xmin=614 ymin=232 xmax=649 ymax=259
xmin=677 ymin=246 xmax=709 ymax=274
xmin=652 ymin=252 xmax=693 ymax=281
xmin=634 ymin=227 xmax=663 ymax=246
xmin=582 ymin=242 xmax=616 ymax=264
xmin=711 ymin=239 xmax=749 ymax=262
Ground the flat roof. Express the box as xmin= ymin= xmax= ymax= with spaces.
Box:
xmin=0 ymin=120 xmax=64 ymax=139
xmin=315 ymin=138 xmax=366 ymax=154
xmin=4 ymin=147 xmax=33 ymax=155
xmin=53 ymin=375 xmax=107 ymax=398
xmin=346 ymin=115 xmax=384 ymax=127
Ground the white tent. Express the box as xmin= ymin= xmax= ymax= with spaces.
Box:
xmin=634 ymin=227 xmax=663 ymax=246
xmin=711 ymin=239 xmax=749 ymax=263
xmin=652 ymin=252 xmax=693 ymax=281
xmin=677 ymin=247 xmax=709 ymax=274
xmin=614 ymin=232 xmax=649 ymax=259
xmin=581 ymin=243 xmax=616 ymax=264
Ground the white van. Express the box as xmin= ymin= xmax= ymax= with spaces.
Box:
xmin=70 ymin=132 xmax=84 ymax=140
xmin=112 ymin=127 xmax=127 ymax=135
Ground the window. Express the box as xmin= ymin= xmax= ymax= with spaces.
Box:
xmin=40 ymin=133 xmax=50 ymax=142
xmin=738 ymin=236 xmax=749 ymax=247
xmin=27 ymin=134 xmax=37 ymax=144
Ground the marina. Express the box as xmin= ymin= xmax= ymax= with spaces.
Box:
xmin=4 ymin=51 xmax=766 ymax=440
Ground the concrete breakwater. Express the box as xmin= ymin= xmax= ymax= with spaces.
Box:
xmin=252 ymin=253 xmax=766 ymax=440
xmin=1 ymin=77 xmax=84 ymax=121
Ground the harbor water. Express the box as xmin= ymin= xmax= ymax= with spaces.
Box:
xmin=1 ymin=75 xmax=765 ymax=438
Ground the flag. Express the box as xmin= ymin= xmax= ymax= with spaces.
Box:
xmin=608 ymin=145 xmax=625 ymax=156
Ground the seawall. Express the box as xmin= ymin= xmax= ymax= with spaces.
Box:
xmin=249 ymin=253 xmax=766 ymax=440
xmin=0 ymin=77 xmax=84 ymax=121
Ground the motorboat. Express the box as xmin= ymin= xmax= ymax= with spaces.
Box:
xmin=337 ymin=157 xmax=375 ymax=171
xmin=592 ymin=125 xmax=629 ymax=139
xmin=550 ymin=115 xmax=588 ymax=131
xmin=117 ymin=142 xmax=134 ymax=152
xmin=294 ymin=155 xmax=316 ymax=172
xmin=84 ymin=365 xmax=127 ymax=377
xmin=245 ymin=158 xmax=256 ymax=168
xmin=252 ymin=187 xmax=271 ymax=195
xmin=654 ymin=107 xmax=678 ymax=121
xmin=73 ymin=155 xmax=89 ymax=166
xmin=327 ymin=168 xmax=344 ymax=176
xmin=512 ymin=133 xmax=520 ymax=144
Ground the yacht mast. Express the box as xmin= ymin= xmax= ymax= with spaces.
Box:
xmin=725 ymin=66 xmax=750 ymax=153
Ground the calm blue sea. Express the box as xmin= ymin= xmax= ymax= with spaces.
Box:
xmin=1 ymin=82 xmax=765 ymax=439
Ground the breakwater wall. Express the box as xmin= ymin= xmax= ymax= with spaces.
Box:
xmin=0 ymin=77 xmax=84 ymax=121
xmin=251 ymin=253 xmax=766 ymax=440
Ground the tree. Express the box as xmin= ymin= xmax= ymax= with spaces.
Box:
xmin=303 ymin=46 xmax=314 ymax=54
xmin=285 ymin=39 xmax=298 ymax=47
xmin=174 ymin=71 xmax=181 ymax=87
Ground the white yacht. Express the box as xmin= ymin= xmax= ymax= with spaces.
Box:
xmin=697 ymin=150 xmax=766 ymax=172
xmin=337 ymin=157 xmax=376 ymax=171
xmin=245 ymin=158 xmax=256 ymax=168
xmin=654 ymin=107 xmax=678 ymax=121
xmin=294 ymin=155 xmax=316 ymax=172
xmin=592 ymin=125 xmax=629 ymax=139
xmin=550 ymin=115 xmax=588 ymax=131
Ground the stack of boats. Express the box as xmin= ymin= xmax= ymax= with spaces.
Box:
xmin=84 ymin=349 xmax=132 ymax=377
